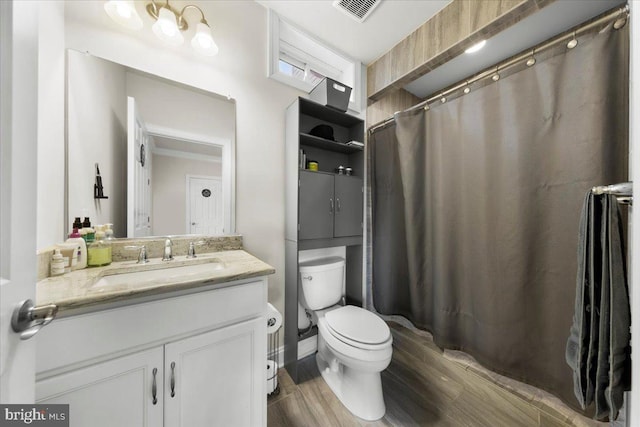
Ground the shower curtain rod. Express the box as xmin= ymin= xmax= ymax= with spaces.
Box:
xmin=368 ymin=3 xmax=630 ymax=134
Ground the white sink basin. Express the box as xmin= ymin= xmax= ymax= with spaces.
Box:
xmin=92 ymin=260 xmax=225 ymax=289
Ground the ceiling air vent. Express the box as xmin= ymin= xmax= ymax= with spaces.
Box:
xmin=332 ymin=0 xmax=382 ymax=23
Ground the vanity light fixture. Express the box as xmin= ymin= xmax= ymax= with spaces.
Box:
xmin=104 ymin=0 xmax=219 ymax=57
xmin=465 ymin=40 xmax=486 ymax=54
xmin=104 ymin=0 xmax=143 ymax=30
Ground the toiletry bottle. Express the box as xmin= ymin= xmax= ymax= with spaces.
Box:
xmin=82 ymin=217 xmax=95 ymax=243
xmin=66 ymin=228 xmax=87 ymax=270
xmin=56 ymin=242 xmax=78 ymax=272
xmin=50 ymin=249 xmax=65 ymax=276
xmin=87 ymin=231 xmax=112 ymax=267
xmin=73 ymin=217 xmax=83 ymax=230
xmin=104 ymin=223 xmax=115 ymax=240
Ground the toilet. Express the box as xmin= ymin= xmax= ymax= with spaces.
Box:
xmin=299 ymin=257 xmax=393 ymax=421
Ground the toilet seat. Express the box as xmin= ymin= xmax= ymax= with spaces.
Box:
xmin=324 ymin=306 xmax=392 ymax=351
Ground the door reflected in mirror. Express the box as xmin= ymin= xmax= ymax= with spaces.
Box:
xmin=66 ymin=49 xmax=235 ymax=238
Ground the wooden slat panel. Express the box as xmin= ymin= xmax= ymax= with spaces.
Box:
xmin=366 ymin=0 xmax=557 ymax=101
xmin=366 ymin=89 xmax=423 ymax=128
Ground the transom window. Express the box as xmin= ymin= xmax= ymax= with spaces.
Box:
xmin=268 ymin=11 xmax=362 ymax=112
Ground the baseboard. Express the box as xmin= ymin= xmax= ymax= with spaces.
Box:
xmin=297 ymin=335 xmax=318 ymax=360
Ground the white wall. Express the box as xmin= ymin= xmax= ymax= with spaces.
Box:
xmin=126 ymin=70 xmax=235 ymax=142
xmin=36 ymin=0 xmax=65 ymax=249
xmin=67 ymin=49 xmax=128 ymax=237
xmin=37 ymin=1 xmax=309 ymax=324
xmin=629 ymin=1 xmax=639 ymax=424
xmin=151 ymin=153 xmax=222 ymax=236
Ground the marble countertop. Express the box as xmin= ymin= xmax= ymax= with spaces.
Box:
xmin=37 ymin=250 xmax=275 ymax=315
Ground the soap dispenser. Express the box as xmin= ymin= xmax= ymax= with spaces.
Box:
xmin=50 ymin=249 xmax=65 ymax=276
xmin=87 ymin=230 xmax=112 ymax=267
xmin=66 ymin=228 xmax=87 ymax=270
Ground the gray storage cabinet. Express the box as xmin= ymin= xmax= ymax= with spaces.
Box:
xmin=300 ymin=171 xmax=363 ymax=239
xmin=284 ymin=97 xmax=365 ymax=383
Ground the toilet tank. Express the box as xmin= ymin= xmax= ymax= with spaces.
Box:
xmin=299 ymin=257 xmax=345 ymax=310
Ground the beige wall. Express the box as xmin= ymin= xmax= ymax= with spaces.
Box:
xmin=151 ymin=153 xmax=222 ymax=236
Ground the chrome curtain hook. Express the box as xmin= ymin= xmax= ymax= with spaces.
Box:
xmin=526 ymin=49 xmax=536 ymax=67
xmin=567 ymin=32 xmax=578 ymax=49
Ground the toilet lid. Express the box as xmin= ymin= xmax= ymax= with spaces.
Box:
xmin=325 ymin=306 xmax=390 ymax=345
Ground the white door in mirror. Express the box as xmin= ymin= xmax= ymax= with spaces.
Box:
xmin=127 ymin=96 xmax=152 ymax=238
xmin=187 ymin=176 xmax=223 ymax=235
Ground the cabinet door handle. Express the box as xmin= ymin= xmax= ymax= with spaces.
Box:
xmin=170 ymin=361 xmax=176 ymax=397
xmin=336 ymin=198 xmax=341 ymax=212
xmin=330 ymin=198 xmax=334 ymax=214
xmin=152 ymin=368 xmax=158 ymax=405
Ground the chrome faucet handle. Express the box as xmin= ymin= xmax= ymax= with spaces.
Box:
xmin=125 ymin=245 xmax=149 ymax=264
xmin=186 ymin=241 xmax=206 ymax=259
xmin=162 ymin=238 xmax=174 ymax=261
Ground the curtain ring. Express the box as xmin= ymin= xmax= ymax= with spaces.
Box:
xmin=526 ymin=49 xmax=536 ymax=67
xmin=492 ymin=66 xmax=500 ymax=82
xmin=567 ymin=32 xmax=578 ymax=49
xmin=613 ymin=7 xmax=628 ymax=30
xmin=463 ymin=81 xmax=470 ymax=94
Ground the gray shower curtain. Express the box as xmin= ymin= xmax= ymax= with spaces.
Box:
xmin=370 ymin=25 xmax=628 ymax=411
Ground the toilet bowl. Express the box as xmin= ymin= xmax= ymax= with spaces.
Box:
xmin=316 ymin=305 xmax=392 ymax=421
xmin=299 ymin=258 xmax=393 ymax=421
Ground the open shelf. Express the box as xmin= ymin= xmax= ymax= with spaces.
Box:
xmin=300 ymin=133 xmax=363 ymax=154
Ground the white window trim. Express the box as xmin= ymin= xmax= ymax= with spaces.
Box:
xmin=267 ymin=10 xmax=362 ymax=113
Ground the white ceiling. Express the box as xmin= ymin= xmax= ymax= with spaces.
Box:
xmin=152 ymin=135 xmax=223 ymax=158
xmin=255 ymin=0 xmax=451 ymax=64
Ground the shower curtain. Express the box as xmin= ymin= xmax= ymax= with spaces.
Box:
xmin=369 ymin=25 xmax=628 ymax=411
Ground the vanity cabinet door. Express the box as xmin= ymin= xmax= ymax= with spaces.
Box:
xmin=299 ymin=171 xmax=334 ymax=240
xmin=36 ymin=347 xmax=164 ymax=427
xmin=334 ymin=175 xmax=363 ymax=237
xmin=164 ymin=317 xmax=265 ymax=427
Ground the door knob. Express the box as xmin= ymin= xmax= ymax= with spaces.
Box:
xmin=11 ymin=299 xmax=58 ymax=340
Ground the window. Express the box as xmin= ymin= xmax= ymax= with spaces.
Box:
xmin=268 ymin=11 xmax=362 ymax=112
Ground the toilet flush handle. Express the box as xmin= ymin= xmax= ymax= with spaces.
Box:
xmin=302 ymin=276 xmax=312 ymax=281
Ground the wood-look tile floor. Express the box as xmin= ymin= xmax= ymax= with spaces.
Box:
xmin=268 ymin=322 xmax=599 ymax=427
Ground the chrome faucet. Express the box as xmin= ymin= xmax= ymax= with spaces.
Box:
xmin=186 ymin=241 xmax=205 ymax=259
xmin=125 ymin=245 xmax=149 ymax=264
xmin=162 ymin=238 xmax=173 ymax=261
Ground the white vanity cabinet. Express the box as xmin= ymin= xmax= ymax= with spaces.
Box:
xmin=37 ymin=347 xmax=164 ymax=427
xmin=35 ymin=278 xmax=268 ymax=427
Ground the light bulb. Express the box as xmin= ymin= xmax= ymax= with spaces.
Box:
xmin=116 ymin=3 xmax=131 ymax=18
xmin=192 ymin=22 xmax=219 ymax=56
xmin=152 ymin=7 xmax=184 ymax=46
xmin=465 ymin=40 xmax=486 ymax=54
xmin=104 ymin=0 xmax=143 ymax=30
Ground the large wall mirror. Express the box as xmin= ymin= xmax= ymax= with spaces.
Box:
xmin=66 ymin=49 xmax=236 ymax=239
